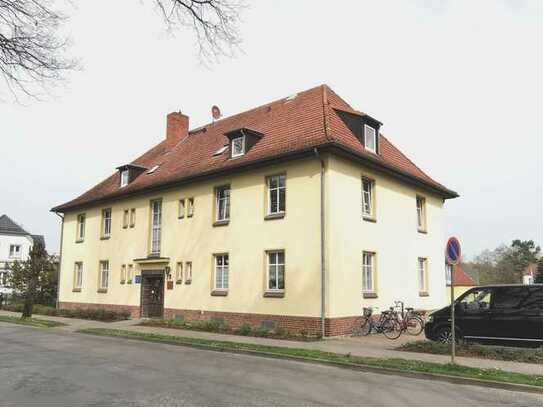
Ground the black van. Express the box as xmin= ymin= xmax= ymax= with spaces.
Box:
xmin=425 ymin=284 xmax=543 ymax=345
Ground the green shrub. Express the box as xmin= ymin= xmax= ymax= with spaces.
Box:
xmin=235 ymin=322 xmax=253 ymax=336
xmin=2 ymin=303 xmax=129 ymax=322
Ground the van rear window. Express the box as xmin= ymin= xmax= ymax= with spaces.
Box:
xmin=493 ymin=287 xmax=530 ymax=309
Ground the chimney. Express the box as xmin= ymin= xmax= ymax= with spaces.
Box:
xmin=166 ymin=111 xmax=189 ymax=144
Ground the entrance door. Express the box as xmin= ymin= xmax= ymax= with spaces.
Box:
xmin=141 ymin=271 xmax=164 ymax=318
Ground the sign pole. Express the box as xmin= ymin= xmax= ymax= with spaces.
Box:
xmin=450 ymin=264 xmax=455 ymax=364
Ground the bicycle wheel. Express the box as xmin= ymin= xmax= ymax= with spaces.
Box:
xmin=360 ymin=318 xmax=372 ymax=336
xmin=406 ymin=316 xmax=423 ymax=336
xmin=382 ymin=319 xmax=402 ymax=340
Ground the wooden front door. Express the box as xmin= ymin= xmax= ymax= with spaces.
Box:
xmin=141 ymin=271 xmax=164 ymax=318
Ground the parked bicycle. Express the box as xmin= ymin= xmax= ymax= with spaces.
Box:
xmin=358 ymin=307 xmax=402 ymax=340
xmin=391 ymin=301 xmax=424 ymax=336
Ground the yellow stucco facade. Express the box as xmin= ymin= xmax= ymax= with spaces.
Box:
xmin=58 ymin=153 xmax=450 ymax=335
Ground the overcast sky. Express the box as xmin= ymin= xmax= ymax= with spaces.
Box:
xmin=1 ymin=0 xmax=542 ymax=258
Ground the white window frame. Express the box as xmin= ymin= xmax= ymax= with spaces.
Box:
xmin=120 ymin=169 xmax=129 ymax=187
xmin=185 ymin=261 xmax=192 ymax=283
xmin=364 ymin=124 xmax=377 ymax=153
xmin=120 ymin=264 xmax=126 ymax=284
xmin=178 ymin=199 xmax=185 ymax=219
xmin=123 ymin=209 xmax=129 ymax=228
xmin=267 ymin=174 xmax=286 ymax=215
xmin=214 ymin=254 xmax=229 ymax=290
xmin=9 ymin=244 xmax=21 ymax=259
xmin=77 ymin=214 xmax=85 ymax=241
xmin=102 ymin=208 xmax=112 ymax=237
xmin=176 ymin=262 xmax=183 ymax=283
xmin=150 ymin=200 xmax=162 ymax=255
xmin=231 ymin=135 xmax=245 ymax=158
xmin=74 ymin=262 xmax=83 ymax=289
xmin=215 ymin=186 xmax=230 ymax=222
xmin=127 ymin=264 xmax=134 ymax=283
xmin=99 ymin=261 xmax=109 ymax=290
xmin=416 ymin=196 xmax=427 ymax=231
xmin=361 ymin=178 xmax=375 ymax=218
xmin=362 ymin=252 xmax=375 ymax=293
xmin=187 ymin=198 xmax=194 ymax=217
xmin=418 ymin=257 xmax=428 ymax=293
xmin=129 ymin=208 xmax=136 ymax=228
xmin=267 ymin=251 xmax=285 ymax=291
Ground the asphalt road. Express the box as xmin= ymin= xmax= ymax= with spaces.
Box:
xmin=1 ymin=324 xmax=542 ymax=407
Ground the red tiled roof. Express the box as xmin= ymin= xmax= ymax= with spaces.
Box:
xmin=52 ymin=85 xmax=457 ymax=212
xmin=453 ymin=266 xmax=476 ymax=287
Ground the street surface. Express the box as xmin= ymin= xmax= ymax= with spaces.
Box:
xmin=1 ymin=323 xmax=541 ymax=407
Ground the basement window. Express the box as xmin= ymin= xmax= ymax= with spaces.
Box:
xmin=231 ymin=135 xmax=245 ymax=158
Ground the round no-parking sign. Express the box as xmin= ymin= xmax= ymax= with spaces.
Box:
xmin=446 ymin=237 xmax=461 ymax=265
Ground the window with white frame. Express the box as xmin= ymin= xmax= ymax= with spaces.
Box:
xmin=364 ymin=124 xmax=377 ymax=153
xmin=102 ymin=208 xmax=112 ymax=237
xmin=99 ymin=261 xmax=109 ymax=290
xmin=214 ymin=254 xmax=229 ymax=290
xmin=231 ymin=135 xmax=245 ymax=157
xmin=361 ymin=178 xmax=375 ymax=218
xmin=123 ymin=210 xmax=129 ymax=228
xmin=416 ymin=196 xmax=427 ymax=231
xmin=76 ymin=214 xmax=85 ymax=241
xmin=187 ymin=198 xmax=194 ymax=217
xmin=445 ymin=263 xmax=452 ymax=286
xmin=418 ymin=258 xmax=428 ymax=293
xmin=176 ymin=262 xmax=183 ymax=283
xmin=267 ymin=251 xmax=285 ymax=291
xmin=185 ymin=261 xmax=192 ymax=283
xmin=362 ymin=252 xmax=375 ymax=293
xmin=120 ymin=264 xmax=126 ymax=283
xmin=178 ymin=199 xmax=185 ymax=218
xmin=9 ymin=244 xmax=21 ymax=259
xmin=74 ymin=262 xmax=83 ymax=289
xmin=215 ymin=186 xmax=230 ymax=222
xmin=127 ymin=264 xmax=134 ymax=283
xmin=120 ymin=169 xmax=129 ymax=187
xmin=150 ymin=200 xmax=162 ymax=255
xmin=129 ymin=208 xmax=136 ymax=228
xmin=267 ymin=174 xmax=286 ymax=215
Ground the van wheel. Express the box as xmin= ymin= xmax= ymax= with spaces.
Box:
xmin=435 ymin=326 xmax=460 ymax=344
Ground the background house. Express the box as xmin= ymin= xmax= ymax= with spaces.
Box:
xmin=447 ymin=264 xmax=477 ymax=301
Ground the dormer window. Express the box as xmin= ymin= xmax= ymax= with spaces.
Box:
xmin=120 ymin=170 xmax=129 ymax=188
xmin=231 ymin=135 xmax=245 ymax=158
xmin=364 ymin=125 xmax=377 ymax=153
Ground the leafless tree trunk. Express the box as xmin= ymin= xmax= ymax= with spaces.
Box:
xmin=0 ymin=0 xmax=77 ymax=100
xmin=153 ymin=0 xmax=246 ymax=63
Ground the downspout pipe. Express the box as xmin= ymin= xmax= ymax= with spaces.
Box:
xmin=314 ymin=147 xmax=326 ymax=338
xmin=54 ymin=212 xmax=64 ymax=310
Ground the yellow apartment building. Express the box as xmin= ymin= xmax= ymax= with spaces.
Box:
xmin=52 ymin=85 xmax=458 ymax=336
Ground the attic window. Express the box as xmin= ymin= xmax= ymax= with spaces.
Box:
xmin=364 ymin=124 xmax=377 ymax=153
xmin=231 ymin=135 xmax=245 ymax=158
xmin=120 ymin=170 xmax=129 ymax=187
xmin=213 ymin=145 xmax=229 ymax=156
xmin=147 ymin=165 xmax=159 ymax=174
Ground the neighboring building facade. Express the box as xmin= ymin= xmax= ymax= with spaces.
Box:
xmin=0 ymin=215 xmax=45 ymax=295
xmin=52 ymin=85 xmax=458 ymax=336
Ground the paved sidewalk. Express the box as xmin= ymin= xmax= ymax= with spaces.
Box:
xmin=2 ymin=309 xmax=543 ymax=376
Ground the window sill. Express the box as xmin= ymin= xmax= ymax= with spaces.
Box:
xmin=264 ymin=290 xmax=285 ymax=298
xmin=264 ymin=212 xmax=285 ymax=221
xmin=175 ymin=280 xmax=182 ymax=285
xmin=72 ymin=288 xmax=81 ymax=293
xmin=363 ymin=216 xmax=377 ymax=223
xmin=419 ymin=291 xmax=430 ymax=297
xmin=185 ymin=280 xmax=192 ymax=285
xmin=178 ymin=216 xmax=185 ymax=220
xmin=187 ymin=214 xmax=194 ymax=218
xmin=100 ymin=236 xmax=111 ymax=241
xmin=75 ymin=239 xmax=84 ymax=244
xmin=363 ymin=292 xmax=378 ymax=299
xmin=97 ymin=289 xmax=108 ymax=294
xmin=122 ymin=225 xmax=128 ymax=229
xmin=129 ymin=225 xmax=135 ymax=229
xmin=120 ymin=281 xmax=125 ymax=285
xmin=213 ymin=220 xmax=229 ymax=227
xmin=127 ymin=280 xmax=132 ymax=284
xmin=211 ymin=289 xmax=228 ymax=296
xmin=418 ymin=229 xmax=428 ymax=234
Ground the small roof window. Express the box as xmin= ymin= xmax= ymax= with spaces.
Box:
xmin=147 ymin=165 xmax=160 ymax=174
xmin=364 ymin=124 xmax=377 ymax=153
xmin=231 ymin=135 xmax=245 ymax=158
xmin=213 ymin=145 xmax=229 ymax=157
xmin=120 ymin=170 xmax=129 ymax=188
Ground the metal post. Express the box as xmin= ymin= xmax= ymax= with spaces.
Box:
xmin=450 ymin=264 xmax=456 ymax=364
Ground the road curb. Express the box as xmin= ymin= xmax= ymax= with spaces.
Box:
xmin=77 ymin=329 xmax=543 ymax=395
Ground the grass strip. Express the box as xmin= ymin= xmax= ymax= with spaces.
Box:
xmin=78 ymin=328 xmax=543 ymax=389
xmin=0 ymin=315 xmax=67 ymax=328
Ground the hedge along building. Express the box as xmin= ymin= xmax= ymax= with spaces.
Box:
xmin=52 ymin=85 xmax=458 ymax=336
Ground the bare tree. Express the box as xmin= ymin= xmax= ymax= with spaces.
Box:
xmin=153 ymin=0 xmax=246 ymax=63
xmin=0 ymin=0 xmax=77 ymax=100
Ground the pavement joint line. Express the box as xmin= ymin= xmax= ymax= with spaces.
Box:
xmin=76 ymin=328 xmax=543 ymax=396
